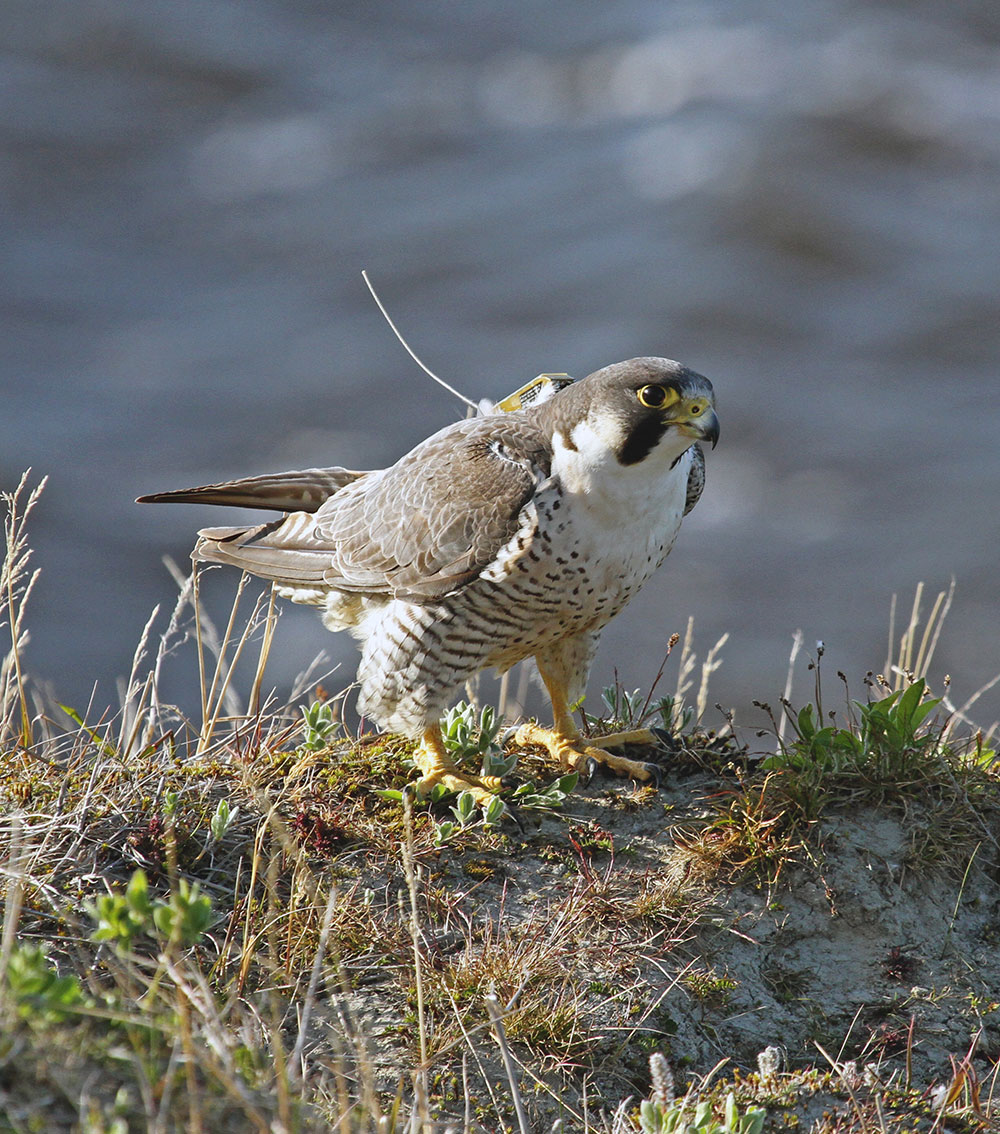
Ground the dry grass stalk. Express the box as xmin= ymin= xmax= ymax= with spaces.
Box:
xmin=1 ymin=471 xmax=46 ymax=749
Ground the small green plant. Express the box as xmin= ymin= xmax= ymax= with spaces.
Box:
xmin=855 ymin=679 xmax=942 ymax=774
xmin=656 ymin=694 xmax=695 ymax=734
xmin=763 ymin=702 xmax=862 ymax=775
xmin=640 ymin=1091 xmax=765 ymax=1134
xmin=682 ymin=966 xmax=738 ymax=1007
xmin=586 ymin=680 xmax=700 ymax=738
xmin=600 ymin=684 xmax=645 ymax=729
xmin=429 ymin=770 xmax=575 ymax=843
xmin=433 ymin=789 xmax=477 ymax=846
xmin=512 ymin=771 xmax=578 ymax=810
xmin=968 ymin=733 xmax=999 ymax=771
xmin=90 ymin=869 xmax=212 ymax=951
xmin=764 ymin=679 xmax=944 ymax=784
xmin=300 ymin=699 xmax=337 ymax=751
xmin=90 ymin=869 xmax=155 ymax=952
xmin=441 ymin=701 xmax=516 ymax=778
xmin=209 ymin=797 xmax=239 ymax=841
xmin=432 ymin=790 xmax=507 ymax=845
xmin=4 ymin=944 xmax=87 ymax=1023
xmin=152 ymin=878 xmax=213 ymax=945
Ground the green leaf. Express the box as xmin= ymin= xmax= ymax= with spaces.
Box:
xmin=433 ymin=820 xmax=457 ymax=847
xmin=796 ymin=704 xmax=816 ymax=740
xmin=210 ymin=798 xmax=239 ymax=841
xmin=90 ymin=869 xmax=155 ymax=949
xmin=896 ymin=679 xmax=924 ymax=722
xmin=482 ymin=795 xmax=507 ymax=827
xmin=451 ymin=791 xmax=477 ymax=826
xmin=125 ymin=869 xmax=152 ymax=918
xmin=300 ymin=700 xmax=336 ymax=750
xmin=59 ymin=704 xmax=119 ymax=758
xmin=555 ymin=772 xmax=579 ymax=794
xmin=910 ymin=696 xmax=941 ymax=730
xmin=5 ymin=945 xmax=86 ymax=1023
xmin=481 ymin=749 xmax=517 ymax=777
xmin=152 ymin=879 xmax=213 ymax=945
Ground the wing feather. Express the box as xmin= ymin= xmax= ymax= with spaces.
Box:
xmin=137 ymin=467 xmax=366 ymax=513
xmin=193 ymin=415 xmax=551 ymax=602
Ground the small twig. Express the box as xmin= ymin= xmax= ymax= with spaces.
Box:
xmin=672 ymin=617 xmax=696 ymax=728
xmin=815 ymin=1041 xmax=869 ymax=1131
xmin=637 ymin=633 xmax=680 ymax=725
xmin=485 ymin=992 xmax=531 ymax=1134
xmin=247 ymin=584 xmax=278 ymax=717
xmin=118 ymin=605 xmax=160 ymax=758
xmin=899 ymin=582 xmax=925 ymax=689
xmin=461 ymin=1052 xmax=472 ymax=1134
xmin=942 ymin=843 xmax=981 ymax=958
xmin=885 ymin=591 xmax=897 ymax=686
xmin=2 ymin=471 xmax=47 ymax=749
xmin=362 ymin=270 xmax=478 ymax=410
xmin=904 ymin=1013 xmax=916 ymax=1091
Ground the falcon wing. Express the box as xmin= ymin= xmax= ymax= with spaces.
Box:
xmin=137 ymin=466 xmax=367 ymax=513
xmin=684 ymin=444 xmax=706 ymax=515
xmin=194 ymin=415 xmax=551 ymax=603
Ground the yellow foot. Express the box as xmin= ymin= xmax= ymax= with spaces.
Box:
xmin=412 ymin=726 xmax=502 ymax=805
xmin=513 ymin=723 xmax=663 ymax=786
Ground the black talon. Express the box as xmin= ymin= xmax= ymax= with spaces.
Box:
xmin=504 ymin=801 xmax=527 ymax=833
xmin=579 ymin=755 xmax=600 ymax=785
xmin=638 ymin=761 xmax=663 ymax=788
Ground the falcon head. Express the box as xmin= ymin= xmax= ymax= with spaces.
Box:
xmin=540 ymin=357 xmax=719 ymax=468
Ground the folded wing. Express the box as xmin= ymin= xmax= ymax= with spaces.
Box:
xmin=192 ymin=415 xmax=551 ymax=603
xmin=684 ymin=444 xmax=706 ymax=515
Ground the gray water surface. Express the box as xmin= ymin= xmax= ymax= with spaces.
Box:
xmin=3 ymin=0 xmax=999 ymax=732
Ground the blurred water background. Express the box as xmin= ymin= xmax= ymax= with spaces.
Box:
xmin=3 ymin=0 xmax=999 ymax=734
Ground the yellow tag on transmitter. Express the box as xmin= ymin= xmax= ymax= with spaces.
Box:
xmin=496 ymin=373 xmax=575 ymax=413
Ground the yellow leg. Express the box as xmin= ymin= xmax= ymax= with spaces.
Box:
xmin=513 ymin=679 xmax=663 ymax=785
xmin=589 ymin=727 xmax=664 ymax=748
xmin=413 ymin=724 xmax=502 ymax=804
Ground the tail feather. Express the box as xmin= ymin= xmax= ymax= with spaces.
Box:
xmin=137 ymin=466 xmax=368 ymax=513
xmin=193 ymin=512 xmax=335 ymax=589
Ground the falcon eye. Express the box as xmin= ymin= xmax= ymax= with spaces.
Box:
xmin=637 ymin=384 xmax=668 ymax=408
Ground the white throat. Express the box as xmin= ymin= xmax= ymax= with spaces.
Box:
xmin=551 ymin=416 xmax=695 ymax=503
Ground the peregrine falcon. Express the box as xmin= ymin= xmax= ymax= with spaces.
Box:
xmin=139 ymin=357 xmax=718 ymax=800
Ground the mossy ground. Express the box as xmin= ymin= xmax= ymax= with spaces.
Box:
xmin=2 ymin=692 xmax=999 ymax=1133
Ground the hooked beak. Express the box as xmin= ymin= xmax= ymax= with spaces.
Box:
xmin=677 ymin=407 xmax=720 ymax=449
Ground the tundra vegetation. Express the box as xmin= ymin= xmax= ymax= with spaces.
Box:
xmin=2 ymin=473 xmax=998 ymax=1132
